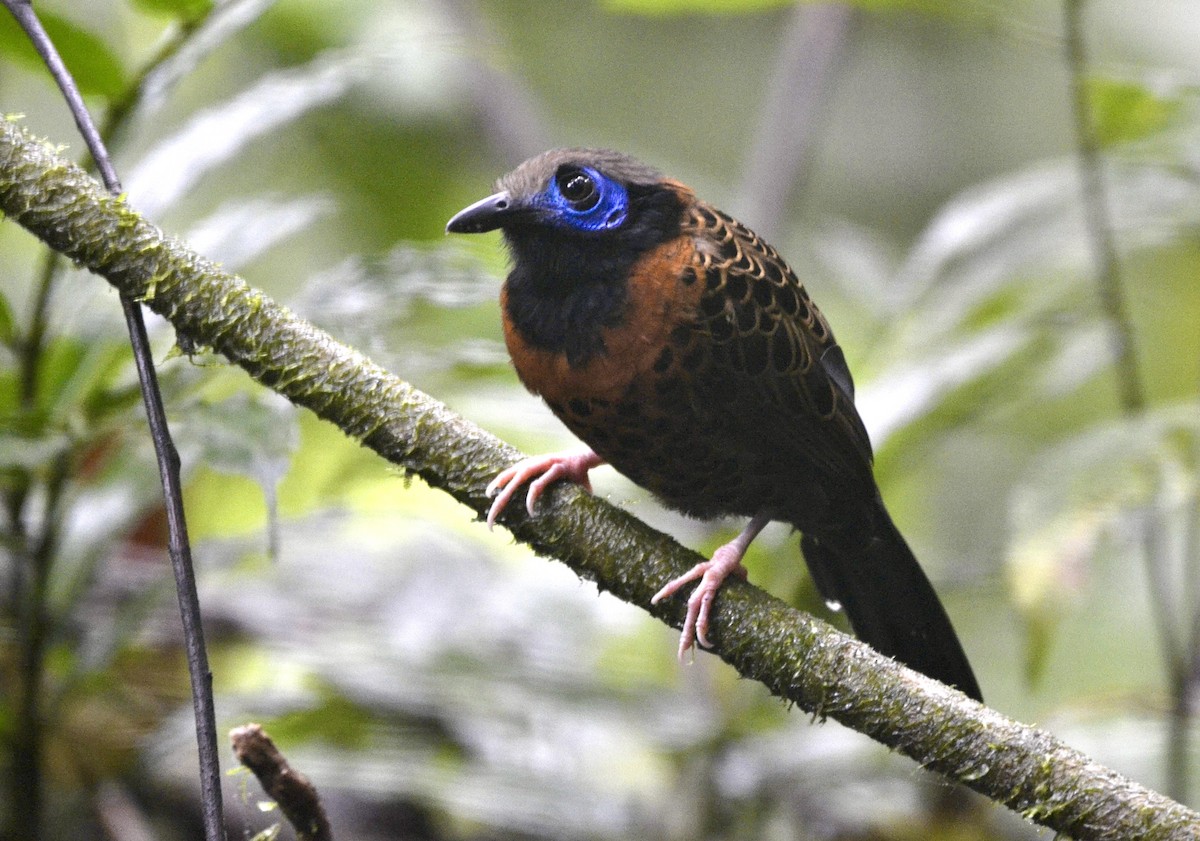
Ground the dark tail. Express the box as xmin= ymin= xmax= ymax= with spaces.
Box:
xmin=800 ymin=496 xmax=982 ymax=702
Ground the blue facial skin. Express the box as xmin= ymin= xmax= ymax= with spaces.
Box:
xmin=537 ymin=167 xmax=629 ymax=233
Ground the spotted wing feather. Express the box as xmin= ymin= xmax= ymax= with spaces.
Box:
xmin=683 ymin=203 xmax=873 ymax=478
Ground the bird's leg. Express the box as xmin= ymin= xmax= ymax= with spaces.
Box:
xmin=652 ymin=513 xmax=771 ymax=660
xmin=485 ymin=448 xmax=605 ymax=528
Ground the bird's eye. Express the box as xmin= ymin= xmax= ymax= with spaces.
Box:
xmin=543 ymin=164 xmax=627 ymax=232
xmin=556 ymin=168 xmax=599 ymax=211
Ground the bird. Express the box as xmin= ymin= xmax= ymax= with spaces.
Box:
xmin=446 ymin=148 xmax=982 ymax=701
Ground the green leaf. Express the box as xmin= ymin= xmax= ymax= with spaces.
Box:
xmin=248 ymin=825 xmax=281 ymax=841
xmin=1006 ymin=403 xmax=1200 ymax=678
xmin=38 ymin=337 xmax=130 ymax=427
xmin=127 ymin=51 xmax=367 ymax=216
xmin=131 ymin=0 xmax=214 ymax=20
xmin=0 ymin=11 xmax=127 ymax=99
xmin=1007 ymin=506 xmax=1108 ymax=682
xmin=601 ymin=0 xmax=793 ymax=14
xmin=260 ymin=691 xmax=373 ymax=750
xmin=0 ymin=291 xmax=14 ymax=347
xmin=182 ymin=391 xmax=301 ymax=558
xmin=185 ymin=392 xmax=299 ymax=485
xmin=1087 ymin=77 xmax=1181 ymax=148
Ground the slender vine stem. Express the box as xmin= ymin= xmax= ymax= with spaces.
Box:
xmin=1062 ymin=0 xmax=1145 ymax=416
xmin=1063 ymin=0 xmax=1196 ymax=805
xmin=739 ymin=3 xmax=855 ymax=236
xmin=9 ymin=455 xmax=70 ymax=841
xmin=0 ymin=2 xmax=224 ymax=839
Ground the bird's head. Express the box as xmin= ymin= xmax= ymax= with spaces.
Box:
xmin=445 ymin=149 xmax=691 ymax=363
xmin=444 ymin=148 xmax=686 ymax=255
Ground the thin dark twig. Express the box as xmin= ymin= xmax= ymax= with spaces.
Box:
xmin=1 ymin=1 xmax=120 ymax=192
xmin=1188 ymin=434 xmax=1200 ymax=659
xmin=1064 ymin=0 xmax=1193 ymax=803
xmin=0 ymin=1 xmax=224 ymax=839
xmin=230 ymin=724 xmax=333 ymax=841
xmin=21 ymin=251 xmax=56 ymax=402
xmin=1149 ymin=479 xmax=1190 ymax=802
xmin=1062 ymin=0 xmax=1145 ymax=416
xmin=25 ymin=0 xmax=222 ymax=404
xmin=738 ymin=2 xmax=855 ymax=237
xmin=122 ymin=299 xmax=224 ymax=838
xmin=440 ymin=0 xmax=551 ymax=164
xmin=8 ymin=455 xmax=69 ymax=841
xmin=92 ymin=14 xmax=208 ymax=152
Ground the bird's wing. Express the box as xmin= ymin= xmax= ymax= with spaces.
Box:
xmin=684 ymin=201 xmax=875 ymax=477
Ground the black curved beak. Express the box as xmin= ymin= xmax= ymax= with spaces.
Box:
xmin=445 ymin=190 xmax=516 ymax=234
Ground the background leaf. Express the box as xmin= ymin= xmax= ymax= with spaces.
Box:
xmin=131 ymin=0 xmax=214 ymax=20
xmin=1087 ymin=76 xmax=1183 ymax=148
xmin=0 ymin=11 xmax=126 ymax=99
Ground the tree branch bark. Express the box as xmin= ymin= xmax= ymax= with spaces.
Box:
xmin=1 ymin=118 xmax=1196 ymax=841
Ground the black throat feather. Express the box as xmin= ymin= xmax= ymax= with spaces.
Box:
xmin=502 ymin=184 xmax=685 ymax=366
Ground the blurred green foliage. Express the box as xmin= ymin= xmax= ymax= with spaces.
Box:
xmin=0 ymin=10 xmax=127 ymax=97
xmin=1087 ymin=76 xmax=1183 ymax=147
xmin=132 ymin=0 xmax=212 ymax=19
xmin=1 ymin=0 xmax=1199 ymax=839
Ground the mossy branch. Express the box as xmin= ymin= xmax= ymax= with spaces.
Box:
xmin=1 ymin=119 xmax=1196 ymax=841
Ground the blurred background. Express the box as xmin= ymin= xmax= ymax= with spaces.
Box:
xmin=2 ymin=0 xmax=1199 ymax=838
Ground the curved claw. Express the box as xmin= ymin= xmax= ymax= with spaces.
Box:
xmin=485 ymin=449 xmax=603 ymax=528
xmin=650 ymin=513 xmax=769 ymax=660
xmin=652 ymin=555 xmax=748 ymax=659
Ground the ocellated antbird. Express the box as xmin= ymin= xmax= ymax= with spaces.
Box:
xmin=447 ymin=148 xmax=982 ymax=702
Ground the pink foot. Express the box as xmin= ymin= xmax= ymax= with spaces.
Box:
xmin=651 ymin=514 xmax=770 ymax=660
xmin=485 ymin=448 xmax=604 ymax=528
